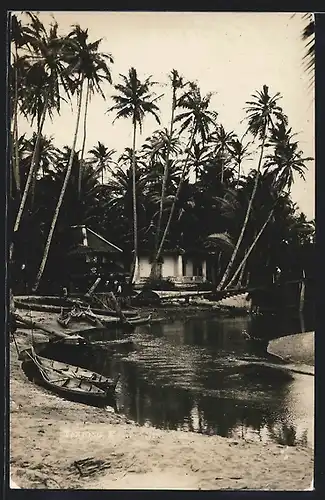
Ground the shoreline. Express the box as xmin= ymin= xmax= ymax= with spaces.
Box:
xmin=9 ymin=308 xmax=314 ymax=490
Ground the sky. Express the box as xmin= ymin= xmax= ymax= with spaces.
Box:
xmin=15 ymin=11 xmax=315 ymax=219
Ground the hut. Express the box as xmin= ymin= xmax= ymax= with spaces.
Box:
xmin=65 ymin=225 xmax=127 ymax=293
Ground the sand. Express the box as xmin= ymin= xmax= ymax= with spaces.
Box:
xmin=9 ymin=324 xmax=314 ymax=491
xmin=268 ymin=332 xmax=314 ymax=366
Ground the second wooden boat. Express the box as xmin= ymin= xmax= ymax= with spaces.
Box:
xmin=21 ymin=347 xmax=120 ymax=407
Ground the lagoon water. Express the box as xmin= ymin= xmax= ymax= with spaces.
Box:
xmin=43 ymin=312 xmax=315 ymax=448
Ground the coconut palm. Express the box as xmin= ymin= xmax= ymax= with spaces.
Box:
xmin=217 ymin=85 xmax=287 ymax=290
xmin=107 ymin=67 xmax=163 ymax=282
xmin=302 ymin=13 xmax=315 ymax=85
xmin=155 ymin=82 xmax=218 ymax=265
xmin=141 ymin=127 xmax=182 ymax=166
xmin=13 ymin=13 xmax=74 ymax=235
xmin=152 ymin=70 xmax=185 ymax=271
xmin=209 ymin=125 xmax=237 ymax=184
xmin=263 ymin=124 xmax=312 ymax=193
xmin=10 ymin=14 xmax=28 ymax=195
xmin=228 ymin=138 xmax=253 ymax=187
xmin=225 ymin=123 xmax=312 ymax=291
xmin=33 ymin=26 xmax=113 ymax=291
xmin=21 ymin=133 xmax=60 ymax=179
xmin=187 ymin=140 xmax=212 ymax=182
xmin=65 ymin=24 xmax=113 ymax=196
xmin=88 ymin=141 xmax=117 ymax=184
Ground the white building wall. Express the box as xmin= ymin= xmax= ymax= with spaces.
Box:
xmin=185 ymin=259 xmax=193 ymax=277
xmin=137 ymin=254 xmax=207 ymax=281
xmin=162 ymin=255 xmax=176 ymax=278
xmin=138 ymin=256 xmax=151 ymax=278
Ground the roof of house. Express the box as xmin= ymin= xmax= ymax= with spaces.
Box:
xmin=68 ymin=225 xmax=123 ymax=255
xmin=138 ymin=246 xmax=215 ymax=257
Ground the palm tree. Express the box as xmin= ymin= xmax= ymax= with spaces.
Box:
xmin=302 ymin=13 xmax=315 ymax=85
xmin=106 ymin=166 xmax=150 ymax=252
xmin=20 ymin=133 xmax=60 ymax=179
xmin=155 ymin=82 xmax=218 ymax=266
xmin=88 ymin=141 xmax=117 ymax=184
xmin=187 ymin=140 xmax=211 ymax=182
xmin=141 ymin=127 xmax=182 ymax=167
xmin=107 ymin=67 xmax=163 ymax=282
xmin=263 ymin=122 xmax=312 ymax=193
xmin=209 ymin=125 xmax=237 ymax=184
xmin=66 ymin=25 xmax=113 ymax=196
xmin=228 ymin=137 xmax=253 ymax=187
xmin=153 ymin=70 xmax=185 ymax=274
xmin=10 ymin=14 xmax=27 ymax=196
xmin=33 ymin=25 xmax=113 ymax=291
xmin=13 ymin=13 xmax=73 ymax=236
xmin=217 ymin=85 xmax=287 ymax=290
xmin=225 ymin=124 xmax=312 ymax=290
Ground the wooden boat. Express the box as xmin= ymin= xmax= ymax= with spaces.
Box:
xmin=21 ymin=347 xmax=119 ymax=406
xmin=20 ymin=347 xmax=119 ymax=390
xmin=14 ymin=296 xmax=138 ymax=318
xmin=99 ymin=313 xmax=152 ymax=328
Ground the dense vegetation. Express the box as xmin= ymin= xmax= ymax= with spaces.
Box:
xmin=9 ymin=13 xmax=315 ymax=294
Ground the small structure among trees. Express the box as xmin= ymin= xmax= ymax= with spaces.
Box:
xmin=65 ymin=225 xmax=127 ymax=293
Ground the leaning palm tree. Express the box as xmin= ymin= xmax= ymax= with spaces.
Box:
xmin=33 ymin=26 xmax=113 ymax=291
xmin=263 ymin=126 xmax=312 ymax=194
xmin=225 ymin=125 xmax=312 ymax=290
xmin=155 ymin=82 xmax=218 ymax=266
xmin=217 ymin=85 xmax=287 ymax=290
xmin=153 ymin=70 xmax=185 ymax=272
xmin=66 ymin=25 xmax=113 ymax=196
xmin=13 ymin=13 xmax=73 ymax=236
xmin=107 ymin=67 xmax=163 ymax=282
xmin=10 ymin=14 xmax=27 ymax=195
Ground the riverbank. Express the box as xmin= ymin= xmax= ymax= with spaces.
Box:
xmin=268 ymin=332 xmax=314 ymax=366
xmin=10 ymin=320 xmax=314 ymax=491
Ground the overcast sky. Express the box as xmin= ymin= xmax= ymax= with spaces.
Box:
xmin=15 ymin=11 xmax=315 ymax=219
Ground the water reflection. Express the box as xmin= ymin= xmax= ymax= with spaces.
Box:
xmin=37 ymin=313 xmax=314 ymax=448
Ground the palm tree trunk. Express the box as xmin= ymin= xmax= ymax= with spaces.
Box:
xmin=299 ymin=268 xmax=306 ymax=313
xmin=150 ymin=90 xmax=176 ymax=279
xmin=217 ymin=124 xmax=267 ymax=291
xmin=78 ymin=79 xmax=90 ymax=198
xmin=32 ymin=80 xmax=84 ymax=292
xmin=129 ymin=120 xmax=138 ymax=284
xmin=220 ymin=147 xmax=225 ymax=185
xmin=12 ymin=46 xmax=20 ymax=195
xmin=13 ymin=91 xmax=49 ymax=234
xmin=30 ymin=132 xmax=41 ymax=209
xmin=155 ymin=127 xmax=196 ymax=262
xmin=236 ymin=160 xmax=242 ymax=189
xmin=237 ymin=252 xmax=247 ymax=287
xmin=224 ymin=205 xmax=275 ymax=290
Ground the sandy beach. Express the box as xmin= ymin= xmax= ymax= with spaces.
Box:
xmin=9 ymin=317 xmax=314 ymax=491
